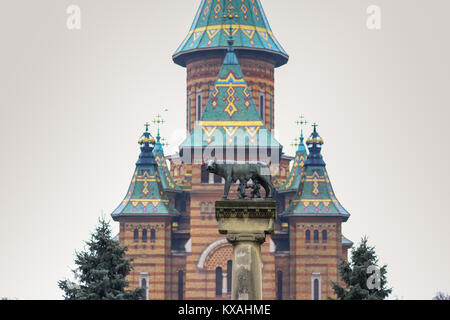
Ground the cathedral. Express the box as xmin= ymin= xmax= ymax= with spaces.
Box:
xmin=111 ymin=0 xmax=352 ymax=300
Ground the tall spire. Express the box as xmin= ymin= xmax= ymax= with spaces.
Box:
xmin=112 ymin=124 xmax=180 ymax=218
xmin=152 ymin=115 xmax=183 ymax=192
xmin=173 ymin=0 xmax=289 ymax=68
xmin=278 ymin=117 xmax=308 ymax=192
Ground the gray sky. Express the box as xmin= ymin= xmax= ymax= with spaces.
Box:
xmin=0 ymin=0 xmax=449 ymax=300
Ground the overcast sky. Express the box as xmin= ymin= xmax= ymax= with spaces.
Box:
xmin=0 ymin=0 xmax=449 ymax=300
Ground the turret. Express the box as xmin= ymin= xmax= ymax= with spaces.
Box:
xmin=112 ymin=124 xmax=180 ymax=218
xmin=281 ymin=124 xmax=349 ymax=219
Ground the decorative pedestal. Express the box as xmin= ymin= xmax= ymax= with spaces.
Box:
xmin=215 ymin=200 xmax=276 ymax=300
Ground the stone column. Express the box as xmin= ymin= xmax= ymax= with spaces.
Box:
xmin=215 ymin=200 xmax=276 ymax=300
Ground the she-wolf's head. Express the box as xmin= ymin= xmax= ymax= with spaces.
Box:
xmin=206 ymin=159 xmax=217 ymax=172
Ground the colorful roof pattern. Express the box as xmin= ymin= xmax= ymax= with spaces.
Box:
xmin=282 ymin=125 xmax=350 ymax=219
xmin=173 ymin=0 xmax=288 ymax=67
xmin=278 ymin=131 xmax=308 ymax=192
xmin=153 ymin=130 xmax=183 ymax=192
xmin=179 ymin=35 xmax=282 ymax=151
xmin=112 ymin=127 xmax=180 ymax=218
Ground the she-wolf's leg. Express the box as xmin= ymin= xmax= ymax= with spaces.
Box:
xmin=223 ymin=176 xmax=232 ymax=200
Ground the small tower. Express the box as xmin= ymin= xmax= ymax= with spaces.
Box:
xmin=111 ymin=124 xmax=180 ymax=300
xmin=280 ymin=124 xmax=352 ymax=300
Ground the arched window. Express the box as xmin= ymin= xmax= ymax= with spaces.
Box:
xmin=150 ymin=229 xmax=156 ymax=243
xmin=134 ymin=229 xmax=139 ymax=242
xmin=208 ymin=202 xmax=214 ymax=214
xmin=322 ymin=230 xmax=327 ymax=243
xmin=216 ymin=267 xmax=223 ymax=296
xmin=178 ymin=270 xmax=184 ymax=300
xmin=141 ymin=278 xmax=147 ymax=300
xmin=305 ymin=230 xmax=311 ymax=243
xmin=313 ymin=279 xmax=319 ymax=300
xmin=314 ymin=230 xmax=319 ymax=243
xmin=276 ymin=270 xmax=283 ymax=300
xmin=142 ymin=229 xmax=148 ymax=242
xmin=200 ymin=202 xmax=206 ymax=214
xmin=226 ymin=260 xmax=232 ymax=294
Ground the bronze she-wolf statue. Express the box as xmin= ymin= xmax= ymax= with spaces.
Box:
xmin=206 ymin=159 xmax=275 ymax=200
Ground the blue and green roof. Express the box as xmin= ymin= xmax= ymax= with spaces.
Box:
xmin=153 ymin=131 xmax=183 ymax=192
xmin=282 ymin=126 xmax=350 ymax=219
xmin=278 ymin=131 xmax=308 ymax=192
xmin=112 ymin=128 xmax=180 ymax=218
xmin=179 ymin=36 xmax=282 ymax=152
xmin=173 ymin=0 xmax=288 ymax=67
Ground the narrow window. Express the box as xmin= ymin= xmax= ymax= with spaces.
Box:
xmin=314 ymin=230 xmax=319 ymax=243
xmin=259 ymin=94 xmax=265 ymax=120
xmin=313 ymin=279 xmax=320 ymax=300
xmin=322 ymin=230 xmax=327 ymax=243
xmin=178 ymin=270 xmax=184 ymax=300
xmin=305 ymin=230 xmax=311 ymax=243
xmin=201 ymin=165 xmax=209 ymax=183
xmin=216 ymin=267 xmax=223 ymax=296
xmin=141 ymin=278 xmax=148 ymax=300
xmin=142 ymin=229 xmax=148 ymax=242
xmin=227 ymin=260 xmax=232 ymax=294
xmin=197 ymin=94 xmax=202 ymax=121
xmin=208 ymin=202 xmax=214 ymax=214
xmin=200 ymin=202 xmax=206 ymax=214
xmin=276 ymin=270 xmax=283 ymax=300
xmin=188 ymin=95 xmax=191 ymax=132
xmin=150 ymin=229 xmax=156 ymax=243
xmin=214 ymin=174 xmax=222 ymax=184
xmin=134 ymin=229 xmax=139 ymax=242
xmin=270 ymin=95 xmax=274 ymax=130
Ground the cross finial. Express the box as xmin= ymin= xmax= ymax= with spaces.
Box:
xmin=290 ymin=138 xmax=299 ymax=148
xmin=144 ymin=122 xmax=150 ymax=132
xmin=295 ymin=115 xmax=308 ymax=127
xmin=161 ymin=137 xmax=169 ymax=148
xmin=153 ymin=114 xmax=165 ymax=128
xmin=223 ymin=3 xmax=239 ymax=44
xmin=312 ymin=122 xmax=318 ymax=131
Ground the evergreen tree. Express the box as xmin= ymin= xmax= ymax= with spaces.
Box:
xmin=58 ymin=217 xmax=144 ymax=300
xmin=331 ymin=236 xmax=391 ymax=300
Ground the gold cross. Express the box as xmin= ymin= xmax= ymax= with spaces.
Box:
xmin=153 ymin=114 xmax=165 ymax=128
xmin=295 ymin=115 xmax=308 ymax=127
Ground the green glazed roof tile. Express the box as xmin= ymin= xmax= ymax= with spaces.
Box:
xmin=173 ymin=0 xmax=289 ymax=67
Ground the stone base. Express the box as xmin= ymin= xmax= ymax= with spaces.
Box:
xmin=215 ymin=200 xmax=276 ymax=300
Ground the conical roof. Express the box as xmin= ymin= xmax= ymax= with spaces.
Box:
xmin=173 ymin=0 xmax=288 ymax=67
xmin=112 ymin=127 xmax=180 ymax=219
xmin=278 ymin=131 xmax=308 ymax=192
xmin=282 ymin=125 xmax=350 ymax=220
xmin=153 ymin=130 xmax=183 ymax=192
xmin=179 ymin=36 xmax=282 ymax=153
